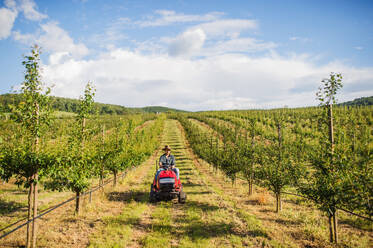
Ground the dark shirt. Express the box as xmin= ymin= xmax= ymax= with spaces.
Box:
xmin=159 ymin=154 xmax=175 ymax=167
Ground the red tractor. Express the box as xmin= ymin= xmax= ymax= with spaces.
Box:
xmin=150 ymin=165 xmax=186 ymax=203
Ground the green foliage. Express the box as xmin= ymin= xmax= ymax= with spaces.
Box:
xmin=46 ymin=83 xmax=96 ymax=194
xmin=0 ymin=94 xmax=187 ymax=115
xmin=339 ymin=96 xmax=373 ymax=106
xmin=316 ymin=72 xmax=343 ymax=106
xmin=176 ymin=88 xmax=372 ymax=219
xmin=10 ymin=45 xmax=52 ymax=145
xmin=256 ymin=115 xmax=303 ymax=195
xmin=0 ymin=45 xmax=54 ymax=185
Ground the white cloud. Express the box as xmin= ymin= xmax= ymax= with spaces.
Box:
xmin=7 ymin=6 xmax=370 ymax=110
xmin=48 ymin=51 xmax=70 ymax=65
xmin=290 ymin=36 xmax=310 ymax=42
xmin=0 ymin=6 xmax=17 ymax=39
xmin=161 ymin=18 xmax=263 ymax=57
xmin=354 ymin=46 xmax=363 ymax=51
xmin=12 ymin=29 xmax=34 ymax=42
xmin=137 ymin=9 xmax=223 ymax=27
xmin=14 ymin=22 xmax=89 ymax=59
xmin=41 ymin=48 xmax=373 ymax=111
xmin=196 ymin=19 xmax=257 ymax=38
xmin=0 ymin=0 xmax=47 ymax=40
xmin=5 ymin=0 xmax=17 ymax=9
xmin=18 ymin=0 xmax=47 ymax=21
xmin=203 ymin=37 xmax=277 ymax=56
xmin=38 ymin=22 xmax=89 ymax=58
xmin=168 ymin=28 xmax=206 ymax=57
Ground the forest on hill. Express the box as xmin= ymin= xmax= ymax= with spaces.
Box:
xmin=0 ymin=93 xmax=185 ymax=115
xmin=339 ymin=96 xmax=373 ymax=106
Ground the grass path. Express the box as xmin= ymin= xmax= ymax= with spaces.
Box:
xmin=4 ymin=119 xmax=369 ymax=247
xmin=94 ymin=119 xmax=274 ymax=248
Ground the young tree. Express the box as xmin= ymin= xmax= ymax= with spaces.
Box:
xmin=256 ymin=114 xmax=301 ymax=212
xmin=106 ymin=119 xmax=135 ymax=187
xmin=300 ymin=73 xmax=343 ymax=243
xmin=242 ymin=117 xmax=260 ymax=195
xmin=7 ymin=45 xmax=52 ymax=248
xmin=46 ymin=82 xmax=96 ymax=214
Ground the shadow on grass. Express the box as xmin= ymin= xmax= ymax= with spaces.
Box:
xmin=177 ymin=161 xmax=190 ymax=164
xmin=185 ymin=191 xmax=211 ymax=195
xmin=339 ymin=216 xmax=372 ymax=231
xmin=261 ymin=217 xmax=302 ymax=226
xmin=259 ymin=208 xmax=273 ymax=213
xmin=107 ymin=190 xmax=148 ymax=203
xmin=0 ymin=199 xmax=25 ymax=215
xmin=170 ymin=144 xmax=184 ymax=149
xmin=245 ymin=199 xmax=271 ymax=206
xmin=183 ymin=182 xmax=204 ymax=187
xmin=0 ymin=188 xmax=28 ymax=194
xmin=183 ymin=199 xmax=221 ymax=212
xmin=181 ymin=219 xmax=268 ymax=240
xmin=180 ymin=172 xmax=194 ymax=176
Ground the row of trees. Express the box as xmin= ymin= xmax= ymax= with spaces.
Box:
xmin=0 ymin=46 xmax=164 ymax=247
xmin=176 ymin=73 xmax=372 ymax=244
xmin=0 ymin=93 xmax=133 ymax=115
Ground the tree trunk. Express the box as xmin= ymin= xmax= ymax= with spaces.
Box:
xmin=328 ymin=213 xmax=334 ymax=242
xmin=26 ymin=177 xmax=33 ymax=248
xmin=100 ymin=124 xmax=105 ymax=188
xmin=249 ymin=125 xmax=255 ymax=196
xmin=328 ymin=104 xmax=334 ymax=153
xmin=275 ymin=193 xmax=282 ymax=213
xmin=82 ymin=117 xmax=86 ymax=145
xmin=31 ymin=106 xmax=39 ymax=247
xmin=333 ymin=210 xmax=338 ymax=243
xmin=249 ymin=169 xmax=254 ymax=195
xmin=75 ymin=191 xmax=80 ymax=215
xmin=248 ymin=180 xmax=253 ymax=195
xmin=31 ymin=175 xmax=38 ymax=248
xmin=113 ymin=170 xmax=117 ymax=187
xmin=100 ymin=171 xmax=104 ymax=187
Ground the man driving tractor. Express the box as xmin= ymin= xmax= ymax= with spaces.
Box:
xmin=155 ymin=145 xmax=179 ymax=181
xmin=150 ymin=145 xmax=186 ymax=203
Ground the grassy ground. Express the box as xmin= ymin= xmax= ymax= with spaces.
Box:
xmin=0 ymin=119 xmax=371 ymax=247
xmin=187 ymin=118 xmax=372 ymax=248
xmin=0 ymin=141 xmax=163 ymax=247
xmin=87 ymin=120 xmax=278 ymax=248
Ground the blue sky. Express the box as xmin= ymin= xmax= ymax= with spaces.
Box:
xmin=0 ymin=0 xmax=372 ymax=110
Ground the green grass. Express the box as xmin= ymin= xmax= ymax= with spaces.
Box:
xmin=88 ymin=200 xmax=149 ymax=248
xmin=52 ymin=111 xmax=77 ymax=118
xmin=141 ymin=202 xmax=172 ymax=248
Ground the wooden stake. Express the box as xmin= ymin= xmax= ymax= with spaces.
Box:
xmin=31 ymin=177 xmax=38 ymax=248
xmin=26 ymin=178 xmax=33 ymax=248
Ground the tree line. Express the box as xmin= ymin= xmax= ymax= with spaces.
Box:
xmin=0 ymin=45 xmax=165 ymax=247
xmin=174 ymin=73 xmax=372 ymax=244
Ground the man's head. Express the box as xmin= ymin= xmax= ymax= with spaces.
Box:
xmin=162 ymin=145 xmax=171 ymax=155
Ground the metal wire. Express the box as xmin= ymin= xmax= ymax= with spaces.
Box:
xmin=0 ymin=169 xmax=129 ymax=240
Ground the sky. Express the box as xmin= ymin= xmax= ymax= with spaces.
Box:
xmin=0 ymin=0 xmax=372 ymax=111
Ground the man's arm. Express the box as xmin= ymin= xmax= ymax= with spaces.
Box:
xmin=159 ymin=154 xmax=165 ymax=166
xmin=171 ymin=155 xmax=176 ymax=167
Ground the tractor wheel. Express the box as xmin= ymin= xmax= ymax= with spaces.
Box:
xmin=178 ymin=191 xmax=186 ymax=204
xmin=150 ymin=185 xmax=157 ymax=203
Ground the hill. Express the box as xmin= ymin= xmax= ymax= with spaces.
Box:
xmin=139 ymin=106 xmax=186 ymax=113
xmin=339 ymin=96 xmax=373 ymax=106
xmin=0 ymin=94 xmax=186 ymax=115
